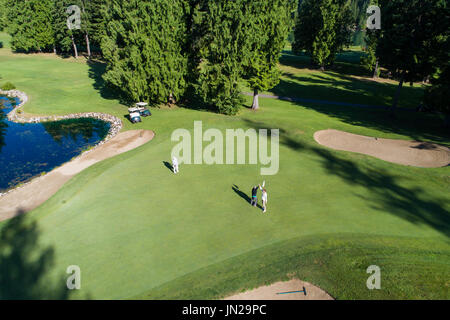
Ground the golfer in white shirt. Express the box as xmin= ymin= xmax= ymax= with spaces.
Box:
xmin=260 ymin=185 xmax=268 ymax=213
xmin=172 ymin=156 xmax=179 ymax=174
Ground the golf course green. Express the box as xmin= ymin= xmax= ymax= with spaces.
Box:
xmin=0 ymin=32 xmax=449 ymax=300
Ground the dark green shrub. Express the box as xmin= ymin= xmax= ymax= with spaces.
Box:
xmin=1 ymin=82 xmax=16 ymax=91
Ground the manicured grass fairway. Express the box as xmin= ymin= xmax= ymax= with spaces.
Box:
xmin=0 ymin=32 xmax=449 ymax=299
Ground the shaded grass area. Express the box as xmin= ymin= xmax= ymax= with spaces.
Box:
xmin=263 ymin=48 xmax=427 ymax=111
xmin=0 ymin=213 xmax=74 ymax=299
xmin=272 ymin=71 xmax=424 ymax=110
xmin=134 ymin=233 xmax=450 ymax=300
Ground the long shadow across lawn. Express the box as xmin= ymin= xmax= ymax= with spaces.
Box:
xmin=87 ymin=60 xmax=132 ymax=106
xmin=274 ymin=71 xmax=424 ymax=109
xmin=232 ymin=185 xmax=251 ymax=204
xmin=244 ymin=119 xmax=450 ymax=239
xmin=0 ymin=212 xmax=73 ymax=299
xmin=163 ymin=161 xmax=173 ymax=173
xmin=268 ymin=77 xmax=449 ymax=146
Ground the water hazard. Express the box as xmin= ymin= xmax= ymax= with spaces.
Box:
xmin=0 ymin=96 xmax=110 ymax=192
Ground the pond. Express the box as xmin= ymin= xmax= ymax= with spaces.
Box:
xmin=0 ymin=96 xmax=110 ymax=192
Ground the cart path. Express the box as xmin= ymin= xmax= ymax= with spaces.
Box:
xmin=0 ymin=129 xmax=155 ymax=221
xmin=242 ymin=92 xmax=390 ymax=110
xmin=224 ymin=279 xmax=334 ymax=300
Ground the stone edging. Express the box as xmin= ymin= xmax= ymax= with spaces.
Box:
xmin=0 ymin=89 xmax=123 ymax=196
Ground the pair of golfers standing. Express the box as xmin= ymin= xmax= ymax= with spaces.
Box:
xmin=251 ymin=182 xmax=268 ymax=213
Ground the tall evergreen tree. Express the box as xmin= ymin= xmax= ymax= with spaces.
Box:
xmin=377 ymin=0 xmax=449 ymax=110
xmin=423 ymin=7 xmax=450 ymax=127
xmin=33 ymin=0 xmax=56 ymax=52
xmin=5 ymin=0 xmax=55 ymax=53
xmin=52 ymin=0 xmax=83 ymax=58
xmin=190 ymin=0 xmax=253 ymax=115
xmin=5 ymin=0 xmax=33 ymax=51
xmin=78 ymin=0 xmax=108 ymax=57
xmin=361 ymin=29 xmax=380 ymax=78
xmin=424 ymin=64 xmax=450 ymax=127
xmin=350 ymin=0 xmax=371 ymax=29
xmin=293 ymin=0 xmax=353 ymax=70
xmin=101 ymin=0 xmax=189 ymax=104
xmin=360 ymin=0 xmax=380 ymax=78
xmin=243 ymin=0 xmax=296 ymax=110
xmin=0 ymin=0 xmax=6 ymax=31
xmin=82 ymin=0 xmax=108 ymax=56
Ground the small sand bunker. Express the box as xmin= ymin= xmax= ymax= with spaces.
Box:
xmin=224 ymin=279 xmax=333 ymax=300
xmin=314 ymin=129 xmax=450 ymax=168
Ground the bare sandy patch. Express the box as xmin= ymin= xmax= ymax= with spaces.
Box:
xmin=314 ymin=129 xmax=450 ymax=168
xmin=224 ymin=279 xmax=333 ymax=300
xmin=0 ymin=129 xmax=154 ymax=221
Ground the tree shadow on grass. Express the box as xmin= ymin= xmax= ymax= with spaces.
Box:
xmin=0 ymin=212 xmax=72 ymax=299
xmin=244 ymin=119 xmax=450 ymax=238
xmin=86 ymin=60 xmax=134 ymax=107
xmin=274 ymin=71 xmax=423 ymax=109
xmin=273 ymin=50 xmax=450 ymax=145
xmin=268 ymin=73 xmax=449 ymax=147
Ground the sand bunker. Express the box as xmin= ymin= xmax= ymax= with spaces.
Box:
xmin=0 ymin=129 xmax=154 ymax=221
xmin=314 ymin=129 xmax=450 ymax=168
xmin=224 ymin=279 xmax=333 ymax=300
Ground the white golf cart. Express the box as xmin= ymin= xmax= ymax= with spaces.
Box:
xmin=128 ymin=102 xmax=152 ymax=124
xmin=136 ymin=102 xmax=151 ymax=117
xmin=128 ymin=107 xmax=142 ymax=123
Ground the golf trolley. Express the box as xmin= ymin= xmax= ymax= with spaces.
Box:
xmin=128 ymin=102 xmax=152 ymax=124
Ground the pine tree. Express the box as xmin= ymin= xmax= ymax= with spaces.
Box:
xmin=190 ymin=0 xmax=251 ymax=115
xmin=52 ymin=0 xmax=82 ymax=58
xmin=350 ymin=0 xmax=371 ymax=29
xmin=243 ymin=0 xmax=296 ymax=110
xmin=424 ymin=65 xmax=450 ymax=127
xmin=101 ymin=0 xmax=189 ymax=104
xmin=293 ymin=0 xmax=353 ymax=70
xmin=82 ymin=0 xmax=108 ymax=55
xmin=361 ymin=29 xmax=380 ymax=78
xmin=33 ymin=0 xmax=55 ymax=52
xmin=0 ymin=0 xmax=6 ymax=31
xmin=78 ymin=0 xmax=108 ymax=57
xmin=360 ymin=1 xmax=381 ymax=78
xmin=4 ymin=0 xmax=55 ymax=53
xmin=377 ymin=0 xmax=449 ymax=110
xmin=5 ymin=0 xmax=37 ymax=52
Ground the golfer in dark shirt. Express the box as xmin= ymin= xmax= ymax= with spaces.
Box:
xmin=251 ymin=185 xmax=259 ymax=207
